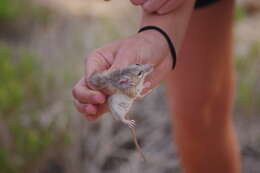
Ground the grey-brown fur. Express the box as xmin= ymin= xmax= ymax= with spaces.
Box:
xmin=89 ymin=64 xmax=153 ymax=161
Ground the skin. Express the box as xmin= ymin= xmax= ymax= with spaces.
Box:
xmin=72 ymin=0 xmax=195 ymax=120
xmin=166 ymin=0 xmax=241 ymax=172
xmin=132 ymin=0 xmax=185 ymax=14
xmin=72 ymin=0 xmax=241 ymax=172
xmin=106 ymin=0 xmax=184 ymax=14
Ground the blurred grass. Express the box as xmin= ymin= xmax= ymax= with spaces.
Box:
xmin=235 ymin=41 xmax=260 ymax=114
xmin=0 ymin=0 xmax=52 ymax=40
xmin=0 ymin=43 xmax=70 ymax=173
xmin=234 ymin=6 xmax=247 ymax=22
xmin=0 ymin=0 xmax=259 ymax=172
xmin=0 ymin=0 xmax=50 ymax=22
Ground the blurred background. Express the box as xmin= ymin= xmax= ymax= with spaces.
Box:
xmin=0 ymin=0 xmax=259 ymax=173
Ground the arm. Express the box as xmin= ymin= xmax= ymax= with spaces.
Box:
xmin=72 ymin=0 xmax=196 ymax=120
xmin=140 ymin=0 xmax=195 ymax=52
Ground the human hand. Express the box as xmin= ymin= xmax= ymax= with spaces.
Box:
xmin=131 ymin=0 xmax=185 ymax=14
xmin=72 ymin=30 xmax=173 ymax=121
xmin=104 ymin=0 xmax=185 ymax=14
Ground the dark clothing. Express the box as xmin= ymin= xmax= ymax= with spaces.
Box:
xmin=195 ymin=0 xmax=219 ymax=9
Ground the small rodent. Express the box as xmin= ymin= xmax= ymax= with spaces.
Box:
xmin=89 ymin=64 xmax=153 ymax=161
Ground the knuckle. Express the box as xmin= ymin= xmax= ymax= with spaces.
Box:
xmin=77 ymin=94 xmax=89 ymax=103
xmin=72 ymin=87 xmax=78 ymax=98
xmin=72 ymin=88 xmax=91 ymax=103
xmin=88 ymin=51 xmax=98 ymax=58
xmin=89 ymin=48 xmax=104 ymax=58
xmin=86 ymin=51 xmax=101 ymax=63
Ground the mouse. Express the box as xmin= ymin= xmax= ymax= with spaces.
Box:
xmin=89 ymin=64 xmax=154 ymax=161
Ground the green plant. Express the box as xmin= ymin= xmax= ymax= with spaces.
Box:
xmin=234 ymin=6 xmax=247 ymax=22
xmin=235 ymin=41 xmax=260 ymax=114
xmin=0 ymin=43 xmax=70 ymax=173
xmin=0 ymin=0 xmax=48 ymax=21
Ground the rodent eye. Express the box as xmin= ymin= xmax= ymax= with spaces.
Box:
xmin=135 ymin=64 xmax=140 ymax=66
xmin=137 ymin=71 xmax=143 ymax=76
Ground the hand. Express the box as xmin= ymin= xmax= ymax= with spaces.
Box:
xmin=131 ymin=0 xmax=185 ymax=14
xmin=72 ymin=31 xmax=173 ymax=121
xmin=104 ymin=0 xmax=185 ymax=14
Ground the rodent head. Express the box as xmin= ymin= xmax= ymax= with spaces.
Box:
xmin=121 ymin=64 xmax=153 ymax=84
xmin=122 ymin=64 xmax=153 ymax=81
xmin=89 ymin=64 xmax=153 ymax=96
xmin=115 ymin=64 xmax=153 ymax=89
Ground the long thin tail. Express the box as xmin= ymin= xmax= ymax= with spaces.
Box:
xmin=129 ymin=127 xmax=147 ymax=162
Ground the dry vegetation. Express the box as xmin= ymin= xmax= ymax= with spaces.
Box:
xmin=0 ymin=0 xmax=260 ymax=173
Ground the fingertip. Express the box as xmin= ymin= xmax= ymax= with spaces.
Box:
xmin=143 ymin=0 xmax=168 ymax=13
xmin=143 ymin=2 xmax=156 ymax=13
xmin=157 ymin=0 xmax=184 ymax=15
xmin=72 ymin=86 xmax=78 ymax=99
xmin=131 ymin=0 xmax=147 ymax=5
xmin=85 ymin=104 xmax=97 ymax=115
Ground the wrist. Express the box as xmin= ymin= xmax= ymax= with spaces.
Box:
xmin=138 ymin=26 xmax=177 ymax=69
xmin=137 ymin=29 xmax=169 ymax=57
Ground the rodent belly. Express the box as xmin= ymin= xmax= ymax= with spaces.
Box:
xmin=108 ymin=94 xmax=133 ymax=117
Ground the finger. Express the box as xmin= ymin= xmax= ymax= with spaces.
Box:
xmin=85 ymin=103 xmax=109 ymax=121
xmin=109 ymin=38 xmax=143 ymax=70
xmin=85 ymin=104 xmax=97 ymax=115
xmin=157 ymin=0 xmax=184 ymax=14
xmin=72 ymin=78 xmax=106 ymax=104
xmin=73 ymin=99 xmax=86 ymax=114
xmin=73 ymin=99 xmax=97 ymax=115
xmin=73 ymin=99 xmax=99 ymax=121
xmin=93 ymin=103 xmax=109 ymax=119
xmin=110 ymin=33 xmax=166 ymax=70
xmin=143 ymin=55 xmax=172 ymax=93
xmin=143 ymin=0 xmax=168 ymax=13
xmin=130 ymin=0 xmax=148 ymax=5
xmin=109 ymin=50 xmax=136 ymax=70
xmin=85 ymin=40 xmax=122 ymax=80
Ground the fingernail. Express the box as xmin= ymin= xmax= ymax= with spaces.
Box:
xmin=93 ymin=95 xmax=105 ymax=104
xmin=85 ymin=104 xmax=97 ymax=115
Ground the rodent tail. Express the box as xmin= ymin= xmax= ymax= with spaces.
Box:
xmin=129 ymin=127 xmax=147 ymax=162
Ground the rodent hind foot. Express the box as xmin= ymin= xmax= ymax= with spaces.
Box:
xmin=122 ymin=119 xmax=136 ymax=128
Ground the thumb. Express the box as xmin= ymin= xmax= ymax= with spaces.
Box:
xmin=109 ymin=46 xmax=140 ymax=71
xmin=85 ymin=40 xmax=122 ymax=82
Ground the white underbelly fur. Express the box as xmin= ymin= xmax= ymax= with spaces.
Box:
xmin=108 ymin=93 xmax=134 ymax=120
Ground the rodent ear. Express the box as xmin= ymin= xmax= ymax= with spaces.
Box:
xmin=118 ymin=77 xmax=135 ymax=89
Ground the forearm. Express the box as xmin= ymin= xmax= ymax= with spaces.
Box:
xmin=140 ymin=0 xmax=196 ymax=52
